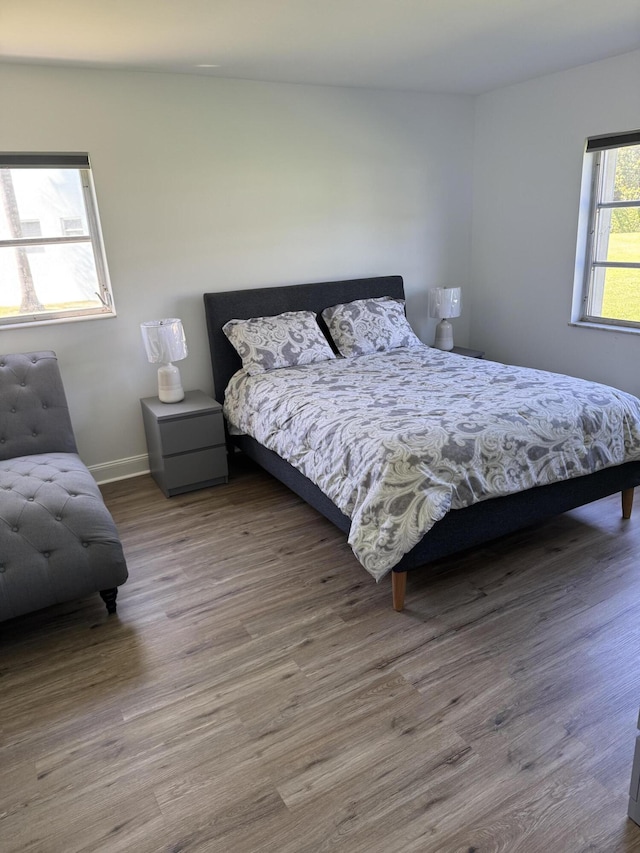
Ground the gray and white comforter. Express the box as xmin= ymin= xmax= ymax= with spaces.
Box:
xmin=224 ymin=346 xmax=640 ymax=581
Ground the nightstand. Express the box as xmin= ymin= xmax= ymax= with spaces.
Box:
xmin=140 ymin=391 xmax=228 ymax=497
xmin=451 ymin=346 xmax=485 ymax=359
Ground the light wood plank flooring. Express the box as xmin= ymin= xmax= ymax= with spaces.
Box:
xmin=2 ymin=456 xmax=640 ymax=852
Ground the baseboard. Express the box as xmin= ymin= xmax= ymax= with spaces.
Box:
xmin=89 ymin=454 xmax=150 ymax=485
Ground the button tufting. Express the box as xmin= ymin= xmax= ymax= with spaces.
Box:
xmin=42 ymin=403 xmax=48 ymax=409
xmin=82 ymin=542 xmax=89 ymax=548
xmin=0 ymin=438 xmax=5 ymax=443
xmin=11 ymin=526 xmax=18 ymax=532
xmin=32 ymin=432 xmax=37 ymax=437
xmin=28 ymin=497 xmax=34 ymax=502
xmin=43 ymin=552 xmax=50 ymax=558
xmin=10 ymin=407 xmax=16 ymax=413
xmin=0 ymin=565 xmax=5 ymax=573
xmin=31 ymin=358 xmax=37 ymax=363
xmin=20 ymin=381 xmax=25 ymax=386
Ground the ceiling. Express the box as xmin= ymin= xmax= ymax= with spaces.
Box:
xmin=1 ymin=0 xmax=639 ymax=95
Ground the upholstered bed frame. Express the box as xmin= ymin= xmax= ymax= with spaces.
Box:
xmin=204 ymin=275 xmax=640 ymax=611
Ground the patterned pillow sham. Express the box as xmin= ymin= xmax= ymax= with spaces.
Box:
xmin=223 ymin=310 xmax=336 ymax=375
xmin=321 ymin=296 xmax=423 ymax=358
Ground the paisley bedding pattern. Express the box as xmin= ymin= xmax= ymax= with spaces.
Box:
xmin=224 ymin=346 xmax=640 ymax=581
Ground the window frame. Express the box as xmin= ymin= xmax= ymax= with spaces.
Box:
xmin=0 ymin=152 xmax=115 ymax=329
xmin=575 ymin=130 xmax=640 ymax=331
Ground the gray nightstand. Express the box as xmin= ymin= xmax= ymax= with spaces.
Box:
xmin=451 ymin=346 xmax=485 ymax=359
xmin=140 ymin=390 xmax=228 ymax=497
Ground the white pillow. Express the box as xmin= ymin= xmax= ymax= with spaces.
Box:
xmin=223 ymin=310 xmax=335 ymax=375
xmin=322 ymin=296 xmax=423 ymax=358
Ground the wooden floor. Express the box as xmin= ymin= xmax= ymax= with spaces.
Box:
xmin=2 ymin=456 xmax=640 ymax=852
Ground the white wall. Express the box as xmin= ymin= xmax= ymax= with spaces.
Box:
xmin=0 ymin=64 xmax=474 ymax=477
xmin=471 ymin=50 xmax=640 ymax=396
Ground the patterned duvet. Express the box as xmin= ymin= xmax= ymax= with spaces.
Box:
xmin=224 ymin=346 xmax=640 ymax=581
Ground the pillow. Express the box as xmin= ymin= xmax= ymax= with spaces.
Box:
xmin=223 ymin=310 xmax=335 ymax=375
xmin=322 ymin=296 xmax=423 ymax=358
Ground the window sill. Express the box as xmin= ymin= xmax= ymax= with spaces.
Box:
xmin=569 ymin=320 xmax=640 ymax=336
xmin=0 ymin=310 xmax=116 ymax=331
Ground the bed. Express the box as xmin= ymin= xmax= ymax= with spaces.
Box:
xmin=204 ymin=275 xmax=640 ymax=611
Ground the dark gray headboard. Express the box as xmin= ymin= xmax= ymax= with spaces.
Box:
xmin=203 ymin=275 xmax=405 ymax=403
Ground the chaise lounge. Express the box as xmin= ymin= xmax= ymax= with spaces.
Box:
xmin=0 ymin=351 xmax=128 ymax=622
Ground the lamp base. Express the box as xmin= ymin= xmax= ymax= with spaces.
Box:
xmin=433 ymin=319 xmax=454 ymax=351
xmin=157 ymin=363 xmax=184 ymax=403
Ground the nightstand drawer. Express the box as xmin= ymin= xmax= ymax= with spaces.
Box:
xmin=159 ymin=411 xmax=225 ymax=455
xmin=163 ymin=446 xmax=228 ymax=489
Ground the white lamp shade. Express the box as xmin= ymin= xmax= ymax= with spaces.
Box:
xmin=428 ymin=287 xmax=462 ymax=320
xmin=141 ymin=319 xmax=188 ymax=364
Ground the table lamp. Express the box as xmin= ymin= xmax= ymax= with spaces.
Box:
xmin=428 ymin=287 xmax=462 ymax=351
xmin=140 ymin=318 xmax=188 ymax=403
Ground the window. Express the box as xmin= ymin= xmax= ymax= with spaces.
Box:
xmin=19 ymin=219 xmax=44 ymax=253
xmin=0 ymin=153 xmax=115 ymax=327
xmin=60 ymin=216 xmax=83 ymax=237
xmin=575 ymin=130 xmax=640 ymax=329
xmin=19 ymin=219 xmax=42 ymax=238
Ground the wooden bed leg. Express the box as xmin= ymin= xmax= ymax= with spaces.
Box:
xmin=622 ymin=487 xmax=635 ymax=520
xmin=392 ymin=571 xmax=407 ymax=612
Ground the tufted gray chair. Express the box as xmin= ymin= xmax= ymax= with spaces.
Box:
xmin=0 ymin=351 xmax=128 ymax=621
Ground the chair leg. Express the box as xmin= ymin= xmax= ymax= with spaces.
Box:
xmin=99 ymin=587 xmax=118 ymax=615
